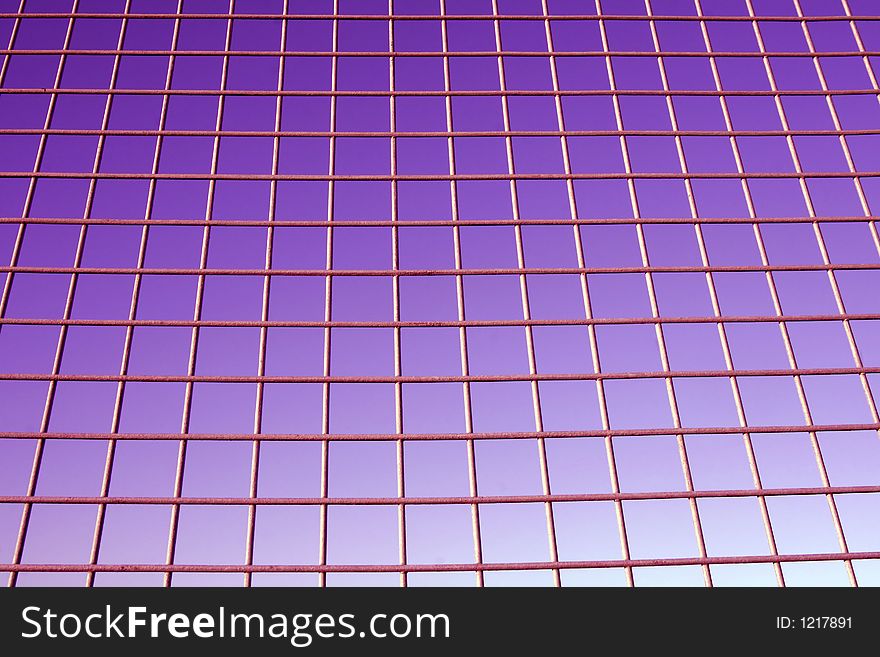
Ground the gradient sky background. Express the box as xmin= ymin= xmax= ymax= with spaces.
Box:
xmin=1 ymin=0 xmax=880 ymax=587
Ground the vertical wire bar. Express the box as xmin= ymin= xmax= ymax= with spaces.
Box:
xmin=318 ymin=0 xmax=340 ymax=588
xmin=243 ymin=0 xmax=290 ymax=589
xmin=439 ymin=0 xmax=484 ymax=587
xmin=843 ymin=0 xmax=880 ymax=118
xmin=693 ymin=0 xmax=786 ymax=587
xmin=388 ymin=0 xmax=408 ymax=588
xmin=489 ymin=0 xmax=560 ymax=587
xmin=163 ymin=0 xmax=236 ymax=588
xmin=78 ymin=0 xmax=144 ymax=587
xmin=0 ymin=0 xmax=27 ymax=331
xmin=796 ymin=1 xmax=880 ymax=428
xmin=747 ymin=0 xmax=857 ymax=586
xmin=0 ymin=0 xmax=23 ymax=86
xmin=648 ymin=0 xmax=785 ymax=588
xmin=7 ymin=0 xmax=82 ymax=588
xmin=86 ymin=0 xmax=186 ymax=582
xmin=0 ymin=6 xmax=34 ymax=583
xmin=26 ymin=0 xmax=124 ymax=581
xmin=842 ymin=0 xmax=880 ymax=385
xmin=643 ymin=0 xmax=713 ymax=588
xmin=590 ymin=0 xmax=638 ymax=588
xmin=597 ymin=0 xmax=701 ymax=586
xmin=541 ymin=0 xmax=633 ymax=588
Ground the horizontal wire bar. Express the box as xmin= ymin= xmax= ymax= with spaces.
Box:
xmin=4 ymin=485 xmax=879 ymax=507
xmin=2 ymin=13 xmax=880 ymax=22
xmin=3 ymin=263 xmax=879 ymax=276
xmin=1 ymin=171 xmax=875 ymax=181
xmin=1 ymin=423 xmax=877 ymax=442
xmin=1 ymin=215 xmax=876 ymax=228
xmin=4 ymin=127 xmax=879 ymax=138
xmin=3 ymin=312 xmax=877 ymax=329
xmin=5 ymin=551 xmax=880 ymax=574
xmin=1 ymin=366 xmax=878 ymax=384
xmin=4 ymin=48 xmax=880 ymax=58
xmin=2 ymin=87 xmax=878 ymax=97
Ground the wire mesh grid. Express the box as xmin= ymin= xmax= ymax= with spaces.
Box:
xmin=0 ymin=0 xmax=879 ymax=587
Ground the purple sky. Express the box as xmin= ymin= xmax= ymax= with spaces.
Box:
xmin=1 ymin=0 xmax=880 ymax=587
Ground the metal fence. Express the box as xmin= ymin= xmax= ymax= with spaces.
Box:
xmin=1 ymin=0 xmax=879 ymax=587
